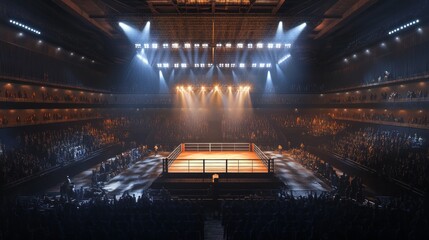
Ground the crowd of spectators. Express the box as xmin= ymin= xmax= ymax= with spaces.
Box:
xmin=153 ymin=112 xmax=210 ymax=144
xmin=327 ymin=88 xmax=428 ymax=104
xmin=290 ymin=149 xmax=364 ymax=201
xmin=222 ymin=115 xmax=278 ymax=143
xmin=332 ymin=127 xmax=429 ymax=191
xmin=0 ymin=111 xmax=100 ymax=128
xmin=0 ymin=192 xmax=204 ymax=240
xmin=222 ymin=193 xmax=428 ymax=240
xmin=92 ymin=144 xmax=150 ymax=184
xmin=333 ymin=111 xmax=428 ymax=127
xmin=0 ymin=86 xmax=107 ymax=104
xmin=0 ymin=121 xmax=119 ymax=186
xmin=271 ymin=113 xmax=347 ymax=136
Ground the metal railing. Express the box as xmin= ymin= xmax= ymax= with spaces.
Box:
xmin=166 ymin=159 xmax=269 ymax=173
xmin=253 ymin=144 xmax=274 ymax=173
xmin=184 ymin=143 xmax=251 ymax=152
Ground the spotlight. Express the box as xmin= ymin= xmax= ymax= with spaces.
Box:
xmin=70 ymin=52 xmax=74 ymax=56
xmin=365 ymin=49 xmax=370 ymax=54
xmin=143 ymin=43 xmax=150 ymax=49
xmin=202 ymin=43 xmax=209 ymax=48
xmin=381 ymin=42 xmax=386 ymax=47
xmin=275 ymin=43 xmax=281 ymax=48
xmin=174 ymin=63 xmax=179 ymax=68
xmin=187 ymin=86 xmax=193 ymax=91
xmin=247 ymin=43 xmax=253 ymax=48
xmin=181 ymin=63 xmax=187 ymax=68
xmin=163 ymin=43 xmax=169 ymax=48
xmin=353 ymin=54 xmax=357 ymax=58
xmin=256 ymin=43 xmax=263 ymax=48
xmin=344 ymin=58 xmax=348 ymax=63
xmin=267 ymin=43 xmax=274 ymax=49
xmin=184 ymin=43 xmax=191 ymax=48
xmin=239 ymin=63 xmax=245 ymax=68
xmin=251 ymin=63 xmax=257 ymax=68
xmin=228 ymin=86 xmax=232 ymax=91
xmin=214 ymin=85 xmax=219 ymax=91
xmin=56 ymin=47 xmax=61 ymax=51
xmin=152 ymin=43 xmax=158 ymax=48
xmin=201 ymin=86 xmax=206 ymax=92
xmin=216 ymin=43 xmax=222 ymax=47
xmin=266 ymin=63 xmax=272 ymax=68
xmin=194 ymin=43 xmax=200 ymax=48
xmin=225 ymin=43 xmax=232 ymax=48
xmin=172 ymin=43 xmax=179 ymax=48
xmin=237 ymin=43 xmax=244 ymax=48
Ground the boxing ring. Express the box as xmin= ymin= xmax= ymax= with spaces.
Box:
xmin=162 ymin=143 xmax=274 ymax=173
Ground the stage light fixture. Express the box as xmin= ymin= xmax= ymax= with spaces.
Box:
xmin=216 ymin=43 xmax=222 ymax=47
xmin=143 ymin=43 xmax=150 ymax=49
xmin=237 ymin=43 xmax=243 ymax=48
xmin=225 ymin=43 xmax=232 ymax=48
xmin=10 ymin=19 xmax=41 ymax=35
xmin=200 ymin=63 xmax=205 ymax=68
xmin=275 ymin=43 xmax=281 ymax=48
xmin=172 ymin=43 xmax=179 ymax=48
xmin=267 ymin=43 xmax=274 ymax=49
xmin=259 ymin=63 xmax=265 ymax=68
xmin=202 ymin=43 xmax=209 ymax=48
xmin=181 ymin=63 xmax=187 ymax=68
xmin=256 ymin=43 xmax=263 ymax=48
xmin=266 ymin=63 xmax=272 ymax=68
xmin=151 ymin=43 xmax=158 ymax=49
xmin=284 ymin=43 xmax=292 ymax=48
xmin=194 ymin=43 xmax=200 ymax=48
xmin=163 ymin=43 xmax=169 ymax=48
xmin=174 ymin=63 xmax=179 ymax=68
xmin=247 ymin=43 xmax=253 ymax=48
xmin=252 ymin=63 xmax=257 ymax=68
xmin=157 ymin=63 xmax=162 ymax=68
xmin=231 ymin=63 xmax=236 ymax=68
xmin=194 ymin=64 xmax=200 ymax=68
xmin=163 ymin=63 xmax=169 ymax=68
xmin=239 ymin=63 xmax=245 ymax=68
xmin=187 ymin=86 xmax=193 ymax=91
xmin=184 ymin=43 xmax=191 ymax=48
xmin=278 ymin=54 xmax=291 ymax=64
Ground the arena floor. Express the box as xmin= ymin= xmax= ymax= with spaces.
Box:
xmin=168 ymin=151 xmax=267 ymax=173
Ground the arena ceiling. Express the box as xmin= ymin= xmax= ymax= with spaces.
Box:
xmin=4 ymin=0 xmax=423 ymax=65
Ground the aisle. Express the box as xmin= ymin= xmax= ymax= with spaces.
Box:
xmin=264 ymin=151 xmax=331 ymax=195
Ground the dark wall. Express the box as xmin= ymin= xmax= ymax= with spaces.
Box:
xmin=323 ymin=26 xmax=429 ymax=89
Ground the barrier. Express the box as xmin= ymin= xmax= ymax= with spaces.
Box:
xmin=163 ymin=143 xmax=273 ymax=174
xmin=184 ymin=143 xmax=251 ymax=152
xmin=253 ymin=144 xmax=274 ymax=173
xmin=167 ymin=159 xmax=267 ymax=173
